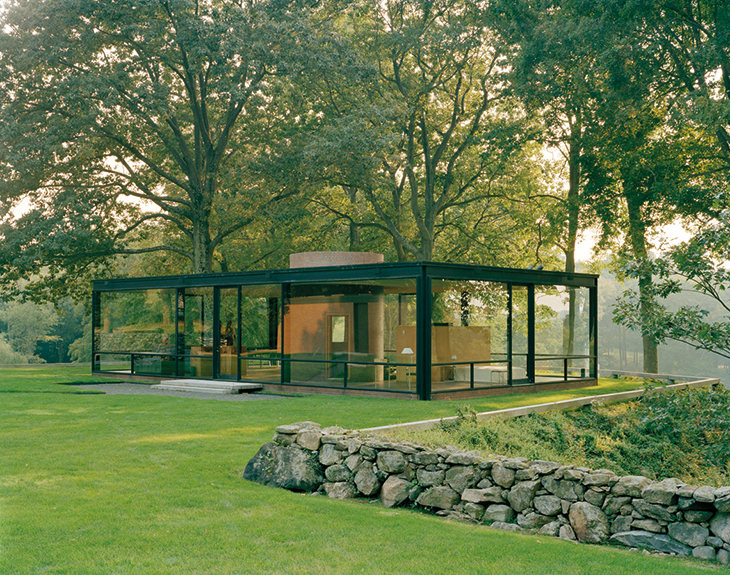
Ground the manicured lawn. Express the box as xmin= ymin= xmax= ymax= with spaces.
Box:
xmin=1 ymin=366 xmax=722 ymax=574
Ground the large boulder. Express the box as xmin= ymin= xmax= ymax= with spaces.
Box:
xmin=569 ymin=502 xmax=610 ymax=544
xmin=380 ymin=476 xmax=409 ymax=508
xmin=610 ymin=531 xmax=692 ymax=556
xmin=507 ymin=480 xmax=540 ymax=513
xmin=243 ymin=442 xmax=324 ymax=492
xmin=482 ymin=505 xmax=515 ymax=523
xmin=416 ymin=486 xmax=460 ymax=510
xmin=667 ymin=522 xmax=709 ymax=547
xmin=445 ymin=466 xmax=478 ymax=493
xmin=354 ymin=464 xmax=381 ymax=497
xmin=710 ymin=513 xmax=730 ymax=544
xmin=611 ymin=475 xmax=652 ymax=498
xmin=377 ymin=450 xmax=407 ymax=473
xmin=641 ymin=478 xmax=683 ymax=506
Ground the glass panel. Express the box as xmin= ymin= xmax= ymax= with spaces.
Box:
xmin=218 ymin=288 xmax=238 ymax=379
xmin=511 ymin=285 xmax=529 ymax=382
xmin=534 ymin=285 xmax=591 ymax=381
xmin=430 ymin=280 xmax=510 ymax=392
xmin=183 ymin=287 xmax=214 ymax=378
xmin=283 ymin=279 xmax=417 ymax=391
xmin=240 ymin=284 xmax=281 ymax=383
xmin=93 ymin=289 xmax=176 ymax=375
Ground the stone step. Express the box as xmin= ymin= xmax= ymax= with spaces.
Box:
xmin=154 ymin=379 xmax=263 ymax=394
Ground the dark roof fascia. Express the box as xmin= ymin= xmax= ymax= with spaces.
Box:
xmin=92 ymin=261 xmax=598 ymax=292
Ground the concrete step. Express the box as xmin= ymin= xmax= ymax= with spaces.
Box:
xmin=154 ymin=379 xmax=263 ymax=394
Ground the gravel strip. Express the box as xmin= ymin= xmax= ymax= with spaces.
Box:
xmin=70 ymin=382 xmax=285 ymax=401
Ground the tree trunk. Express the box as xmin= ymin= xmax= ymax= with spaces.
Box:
xmin=192 ymin=221 xmax=214 ymax=274
xmin=563 ymin=131 xmax=581 ymax=356
xmin=625 ymin=193 xmax=659 ymax=373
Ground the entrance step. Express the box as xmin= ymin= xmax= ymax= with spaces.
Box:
xmin=154 ymin=379 xmax=263 ymax=394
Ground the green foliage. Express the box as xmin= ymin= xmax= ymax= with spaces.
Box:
xmin=414 ymin=385 xmax=730 ymax=485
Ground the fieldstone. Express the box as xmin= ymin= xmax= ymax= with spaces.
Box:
xmin=530 ymin=460 xmax=561 ymax=475
xmin=380 ymin=476 xmax=409 ymax=508
xmin=276 ymin=421 xmax=319 ymax=434
xmin=408 ymin=484 xmax=423 ymax=502
xmin=491 ymin=463 xmax=515 ymax=488
xmin=319 ymin=444 xmax=343 ymax=466
xmin=377 ymin=450 xmax=407 ymax=474
xmin=476 ymin=478 xmax=493 ymax=489
xmin=538 ymin=521 xmax=561 ymax=537
xmin=584 ymin=489 xmax=606 ymax=508
xmin=411 ymin=452 xmax=439 ymax=466
xmin=642 ymin=478 xmax=683 ymax=506
xmin=490 ymin=521 xmax=524 ymax=533
xmin=273 ymin=432 xmax=295 ymax=445
xmin=677 ymin=485 xmax=697 ymax=498
xmin=417 ymin=468 xmax=445 ymax=487
xmin=692 ymin=546 xmax=716 ymax=560
xmin=569 ymin=502 xmax=610 ymax=544
xmin=718 ymin=549 xmax=729 ymax=565
xmin=678 ymin=497 xmax=696 ymax=510
xmin=684 ymin=509 xmax=714 ymax=523
xmin=534 ymin=495 xmax=562 ymax=516
xmin=518 ymin=512 xmax=555 ymax=530
xmin=354 ymin=465 xmax=380 ymax=496
xmin=612 ymin=476 xmax=653 ymax=498
xmin=515 ymin=468 xmax=538 ymax=481
xmin=445 ymin=465 xmax=478 ymax=493
xmin=632 ymin=519 xmax=663 ymax=533
xmin=508 ymin=480 xmax=541 ymax=513
xmin=446 ymin=452 xmax=483 ymax=465
xmin=667 ymin=522 xmax=709 ymax=548
xmin=345 ymin=454 xmax=362 ymax=472
xmin=693 ymin=485 xmax=716 ymax=503
xmin=464 ymin=502 xmax=485 ymax=521
xmin=417 ymin=486 xmax=460 ymax=510
xmin=296 ymin=428 xmax=322 ymax=451
xmin=556 ymin=480 xmax=585 ymax=502
xmin=559 ymin=524 xmax=577 ymax=540
xmin=632 ymin=499 xmax=675 ymax=522
xmin=324 ymin=481 xmax=357 ymax=499
xmin=345 ymin=438 xmax=361 ymax=454
xmin=609 ymin=531 xmax=692 ymax=556
xmin=503 ymin=457 xmax=529 ymax=470
xmin=243 ymin=442 xmax=323 ymax=492
xmin=603 ymin=496 xmax=632 ymax=516
xmin=325 ymin=464 xmax=351 ymax=482
xmin=611 ymin=515 xmax=634 ymax=534
xmin=360 ymin=445 xmax=377 ymax=460
xmin=542 ymin=476 xmax=559 ymax=495
xmin=583 ymin=472 xmax=615 ymax=487
xmin=710 ymin=513 xmax=730 ymax=543
xmin=482 ymin=504 xmax=515 ymax=523
xmin=715 ymin=487 xmax=730 ymax=513
xmin=563 ymin=469 xmax=586 ymax=482
xmin=481 ymin=486 xmax=508 ymax=504
xmin=707 ymin=536 xmax=724 ymax=548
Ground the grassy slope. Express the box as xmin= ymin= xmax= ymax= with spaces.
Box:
xmin=0 ymin=367 xmax=723 ymax=574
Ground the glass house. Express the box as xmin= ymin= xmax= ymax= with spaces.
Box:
xmin=91 ymin=255 xmax=598 ymax=400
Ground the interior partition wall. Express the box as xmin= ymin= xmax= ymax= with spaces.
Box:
xmin=92 ymin=262 xmax=598 ymax=400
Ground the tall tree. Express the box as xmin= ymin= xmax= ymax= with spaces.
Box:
xmin=304 ymin=0 xmax=532 ymax=262
xmin=0 ymin=0 xmax=340 ymax=300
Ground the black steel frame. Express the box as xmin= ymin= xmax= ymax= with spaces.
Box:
xmin=92 ymin=261 xmax=599 ymax=400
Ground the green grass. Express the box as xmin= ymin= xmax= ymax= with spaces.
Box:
xmin=1 ymin=366 xmax=724 ymax=574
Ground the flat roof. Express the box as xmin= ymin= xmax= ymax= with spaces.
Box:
xmin=93 ymin=261 xmax=598 ymax=292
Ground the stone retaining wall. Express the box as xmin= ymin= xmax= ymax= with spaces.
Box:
xmin=244 ymin=422 xmax=730 ymax=565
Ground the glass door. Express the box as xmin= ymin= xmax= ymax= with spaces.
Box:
xmin=217 ymin=288 xmax=239 ymax=380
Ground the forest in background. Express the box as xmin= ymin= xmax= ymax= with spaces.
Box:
xmin=1 ymin=0 xmax=729 ymax=376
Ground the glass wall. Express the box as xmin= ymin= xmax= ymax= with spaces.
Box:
xmin=282 ymin=279 xmax=417 ymax=392
xmin=240 ymin=284 xmax=281 ymax=383
xmin=431 ymin=280 xmax=510 ymax=391
xmin=534 ymin=285 xmax=591 ymax=381
xmin=93 ymin=288 xmax=177 ymax=375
